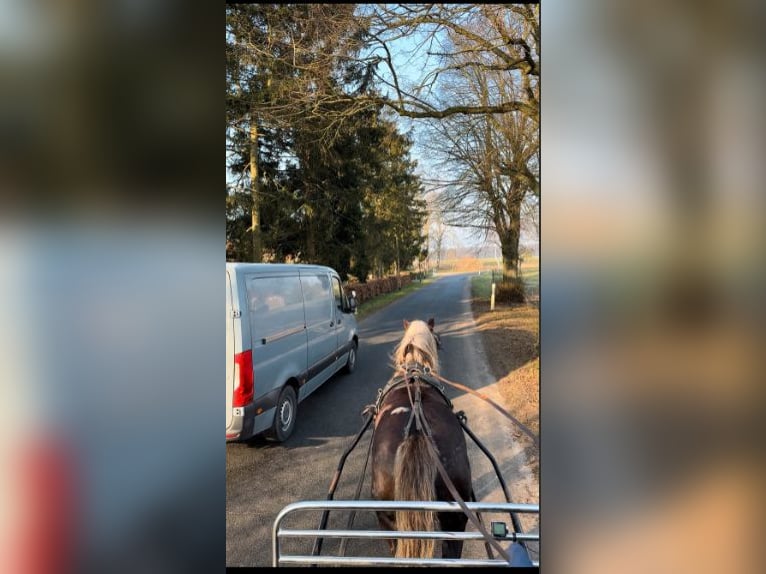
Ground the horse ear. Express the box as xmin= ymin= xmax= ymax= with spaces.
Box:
xmin=403 ymin=319 xmax=410 ymax=330
xmin=427 ymin=317 xmax=435 ymax=330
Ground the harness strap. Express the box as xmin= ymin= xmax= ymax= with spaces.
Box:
xmin=348 ymin=373 xmax=533 ymax=564
xmin=412 ymin=397 xmax=513 ymax=565
xmin=402 ymin=385 xmax=418 ymax=439
xmin=456 ymin=411 xmax=526 ymax=545
xmin=366 ymin=361 xmax=529 ymax=563
xmin=375 ymin=364 xmax=452 ymax=415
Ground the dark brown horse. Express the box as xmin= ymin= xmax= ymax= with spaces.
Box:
xmin=370 ymin=318 xmax=473 ymax=559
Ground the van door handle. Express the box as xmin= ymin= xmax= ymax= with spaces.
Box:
xmin=337 ymin=318 xmax=342 ymax=325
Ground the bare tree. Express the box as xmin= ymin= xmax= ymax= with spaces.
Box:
xmin=408 ymin=5 xmax=538 ymax=277
xmin=361 ymin=4 xmax=539 ymax=121
xmin=521 ymin=193 xmax=539 ymax=243
xmin=421 ymin=94 xmax=537 ymax=275
xmin=424 ymin=192 xmax=448 ymax=269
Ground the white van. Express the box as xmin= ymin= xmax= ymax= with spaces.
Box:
xmin=225 ymin=263 xmax=358 ymax=442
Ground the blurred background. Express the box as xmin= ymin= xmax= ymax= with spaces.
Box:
xmin=0 ymin=1 xmax=763 ymax=573
xmin=542 ymin=1 xmax=763 ymax=573
xmin=0 ymin=1 xmax=222 ymax=573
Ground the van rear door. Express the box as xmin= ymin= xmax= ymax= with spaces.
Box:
xmin=226 ymin=269 xmax=235 ymax=429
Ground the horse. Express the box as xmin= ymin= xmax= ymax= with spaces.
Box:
xmin=369 ymin=318 xmax=473 ymax=560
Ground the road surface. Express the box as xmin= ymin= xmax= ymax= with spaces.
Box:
xmin=225 ymin=273 xmax=538 ymax=566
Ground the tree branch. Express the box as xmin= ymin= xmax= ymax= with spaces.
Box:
xmin=377 ymin=97 xmax=537 ymax=119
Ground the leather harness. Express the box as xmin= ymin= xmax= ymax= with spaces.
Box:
xmin=372 ymin=361 xmax=453 ymax=417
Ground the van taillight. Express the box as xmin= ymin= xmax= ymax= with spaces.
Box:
xmin=233 ymin=350 xmax=254 ymax=407
xmin=17 ymin=441 xmax=76 ymax=574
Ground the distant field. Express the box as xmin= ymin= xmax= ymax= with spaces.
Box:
xmin=351 ymin=253 xmax=540 ymax=320
xmin=434 ymin=257 xmax=500 ymax=273
xmin=520 ymin=257 xmax=539 ymax=296
xmin=441 ymin=256 xmax=539 ymax=296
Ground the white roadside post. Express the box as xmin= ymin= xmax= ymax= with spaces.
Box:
xmin=491 ymin=282 xmax=496 ymax=311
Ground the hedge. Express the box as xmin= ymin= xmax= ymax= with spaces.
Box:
xmin=344 ymin=273 xmax=413 ymax=306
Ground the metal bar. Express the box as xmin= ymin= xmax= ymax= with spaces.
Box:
xmin=415 ymin=419 xmax=513 ymax=564
xmin=469 ymin=489 xmax=495 ymax=560
xmin=274 ymin=500 xmax=538 ymax=567
xmin=281 ymin=500 xmax=538 ymax=513
xmin=459 ymin=418 xmax=525 ymax=537
xmin=310 ymin=414 xmax=373 ymax=558
xmin=280 ymin=529 xmax=538 ymax=542
xmin=261 ymin=324 xmax=305 ymax=345
xmin=338 ymin=421 xmax=376 ymax=557
xmin=279 ymin=555 xmax=517 ymax=567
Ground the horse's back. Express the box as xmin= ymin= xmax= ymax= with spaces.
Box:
xmin=371 ymin=386 xmax=471 ymax=499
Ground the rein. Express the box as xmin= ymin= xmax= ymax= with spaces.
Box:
xmin=394 ymin=367 xmax=514 ymax=564
xmin=389 ymin=358 xmax=536 ymax=558
xmin=313 ymin=345 xmax=537 ymax=565
xmin=377 ymin=361 xmax=539 ymax=450
xmin=433 ymin=373 xmax=539 ymax=449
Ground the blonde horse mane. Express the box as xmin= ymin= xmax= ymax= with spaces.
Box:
xmin=392 ymin=320 xmax=439 ymax=374
xmin=391 ymin=318 xmax=441 ymax=558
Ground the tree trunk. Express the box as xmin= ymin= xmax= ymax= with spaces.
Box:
xmin=249 ymin=118 xmax=262 ymax=262
xmin=306 ymin=210 xmax=316 ymax=262
xmin=395 ymin=234 xmax=401 ymax=289
xmin=306 ymin=180 xmax=320 ymax=262
xmin=499 ymin=199 xmax=523 ymax=279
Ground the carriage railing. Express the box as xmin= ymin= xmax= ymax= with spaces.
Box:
xmin=273 ymin=499 xmax=540 ymax=567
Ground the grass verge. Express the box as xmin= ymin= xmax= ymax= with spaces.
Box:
xmin=470 ymin=274 xmax=540 ymax=479
xmin=472 ymin=262 xmax=539 ymax=303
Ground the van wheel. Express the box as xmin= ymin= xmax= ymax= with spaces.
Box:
xmin=344 ymin=342 xmax=357 ymax=374
xmin=269 ymin=386 xmax=297 ymax=442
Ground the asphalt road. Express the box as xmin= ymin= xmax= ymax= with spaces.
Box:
xmin=225 ymin=273 xmax=539 ymax=566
